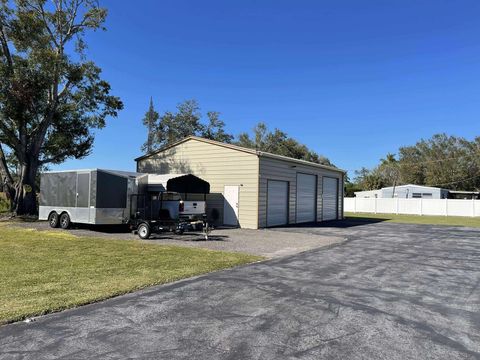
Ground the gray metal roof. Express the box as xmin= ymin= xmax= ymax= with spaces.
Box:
xmin=134 ymin=136 xmax=345 ymax=174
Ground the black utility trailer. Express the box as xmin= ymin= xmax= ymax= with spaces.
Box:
xmin=129 ymin=174 xmax=211 ymax=240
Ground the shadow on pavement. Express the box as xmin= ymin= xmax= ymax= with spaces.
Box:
xmin=146 ymin=234 xmax=230 ymax=242
xmin=70 ymin=224 xmax=230 ymax=242
xmin=273 ymin=217 xmax=388 ymax=230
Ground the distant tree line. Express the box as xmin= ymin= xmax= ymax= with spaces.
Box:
xmin=351 ymin=134 xmax=480 ymax=192
xmin=142 ymin=99 xmax=334 ymax=167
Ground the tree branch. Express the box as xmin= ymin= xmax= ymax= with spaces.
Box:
xmin=0 ymin=119 xmax=20 ymax=149
xmin=58 ymin=79 xmax=73 ymax=98
xmin=64 ymin=0 xmax=82 ymax=42
xmin=37 ymin=1 xmax=60 ymax=48
xmin=0 ymin=21 xmax=13 ymax=72
xmin=38 ymin=149 xmax=72 ymax=165
xmin=0 ymin=143 xmax=13 ymax=186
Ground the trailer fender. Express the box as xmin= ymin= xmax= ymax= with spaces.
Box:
xmin=55 ymin=209 xmax=73 ymax=221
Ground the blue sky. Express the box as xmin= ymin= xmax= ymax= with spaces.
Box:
xmin=54 ymin=0 xmax=480 ymax=178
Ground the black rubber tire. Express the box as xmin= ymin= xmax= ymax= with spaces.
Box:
xmin=174 ymin=228 xmax=184 ymax=235
xmin=138 ymin=223 xmax=151 ymax=239
xmin=59 ymin=213 xmax=71 ymax=229
xmin=48 ymin=212 xmax=59 ymax=228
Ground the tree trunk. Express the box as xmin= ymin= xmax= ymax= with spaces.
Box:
xmin=13 ymin=160 xmax=38 ymax=215
xmin=5 ymin=185 xmax=15 ymax=212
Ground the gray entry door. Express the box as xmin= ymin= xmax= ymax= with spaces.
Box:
xmin=76 ymin=172 xmax=90 ymax=208
xmin=75 ymin=172 xmax=91 ymax=223
xmin=296 ymin=173 xmax=316 ymax=223
xmin=322 ymin=177 xmax=338 ymax=221
xmin=267 ymin=180 xmax=289 ymax=227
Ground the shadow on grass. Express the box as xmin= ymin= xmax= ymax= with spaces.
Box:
xmin=71 ymin=223 xmax=131 ymax=234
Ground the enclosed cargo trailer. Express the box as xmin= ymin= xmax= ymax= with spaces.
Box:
xmin=39 ymin=169 xmax=146 ymax=228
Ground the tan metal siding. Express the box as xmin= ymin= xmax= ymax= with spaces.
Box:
xmin=258 ymin=157 xmax=344 ymax=228
xmin=137 ymin=139 xmax=259 ymax=229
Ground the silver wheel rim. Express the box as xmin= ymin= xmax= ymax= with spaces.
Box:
xmin=50 ymin=215 xmax=56 ymax=226
xmin=61 ymin=216 xmax=68 ymax=227
xmin=139 ymin=226 xmax=148 ymax=237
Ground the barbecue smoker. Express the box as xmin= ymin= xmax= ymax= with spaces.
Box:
xmin=131 ymin=174 xmax=211 ymax=239
xmin=39 ymin=170 xmax=212 ymax=239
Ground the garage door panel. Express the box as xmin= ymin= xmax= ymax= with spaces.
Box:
xmin=267 ymin=180 xmax=288 ymax=227
xmin=296 ymin=173 xmax=316 ymax=223
xmin=322 ymin=177 xmax=338 ymax=221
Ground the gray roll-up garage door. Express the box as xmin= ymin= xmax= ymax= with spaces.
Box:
xmin=267 ymin=180 xmax=288 ymax=227
xmin=322 ymin=177 xmax=338 ymax=221
xmin=296 ymin=173 xmax=316 ymax=223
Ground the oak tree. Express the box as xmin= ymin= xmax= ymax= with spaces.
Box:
xmin=0 ymin=0 xmax=122 ymax=214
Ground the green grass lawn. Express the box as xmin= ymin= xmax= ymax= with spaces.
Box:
xmin=0 ymin=224 xmax=262 ymax=325
xmin=346 ymin=212 xmax=480 ymax=228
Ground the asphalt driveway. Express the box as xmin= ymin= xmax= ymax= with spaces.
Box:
xmin=6 ymin=220 xmax=343 ymax=258
xmin=1 ymin=221 xmax=480 ymax=359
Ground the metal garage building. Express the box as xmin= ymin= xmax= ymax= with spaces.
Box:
xmin=135 ymin=136 xmax=345 ymax=229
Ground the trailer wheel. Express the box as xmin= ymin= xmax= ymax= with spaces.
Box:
xmin=48 ymin=212 xmax=59 ymax=228
xmin=138 ymin=223 xmax=151 ymax=239
xmin=59 ymin=213 xmax=71 ymax=229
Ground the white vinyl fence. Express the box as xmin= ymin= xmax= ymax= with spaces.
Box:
xmin=344 ymin=197 xmax=480 ymax=217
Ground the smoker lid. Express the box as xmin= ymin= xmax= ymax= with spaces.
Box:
xmin=167 ymin=174 xmax=210 ymax=194
xmin=147 ymin=174 xmax=210 ymax=194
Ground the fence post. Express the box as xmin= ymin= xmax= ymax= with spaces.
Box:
xmin=354 ymin=197 xmax=357 ymax=213
xmin=396 ymin=198 xmax=399 ymax=215
xmin=445 ymin=199 xmax=448 ymax=217
xmin=420 ymin=198 xmax=423 ymax=216
xmin=374 ymin=198 xmax=377 ymax=214
xmin=473 ymin=198 xmax=475 ymax=218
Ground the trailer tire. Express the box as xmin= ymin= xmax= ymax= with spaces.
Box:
xmin=48 ymin=212 xmax=59 ymax=228
xmin=138 ymin=223 xmax=151 ymax=239
xmin=59 ymin=213 xmax=71 ymax=229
